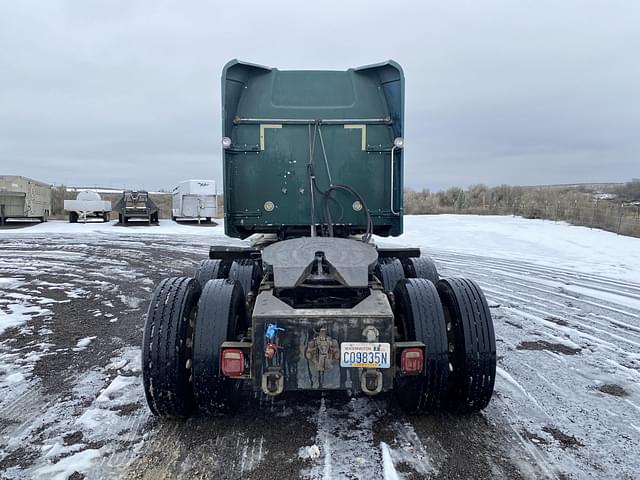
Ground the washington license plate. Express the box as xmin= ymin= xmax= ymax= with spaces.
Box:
xmin=340 ymin=342 xmax=391 ymax=368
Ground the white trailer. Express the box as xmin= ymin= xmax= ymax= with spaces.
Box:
xmin=0 ymin=175 xmax=51 ymax=224
xmin=172 ymin=180 xmax=217 ymax=223
xmin=64 ymin=190 xmax=112 ymax=223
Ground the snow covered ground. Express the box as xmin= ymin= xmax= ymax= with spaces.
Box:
xmin=0 ymin=215 xmax=639 ymax=479
xmin=0 ymin=219 xmax=225 ymax=237
xmin=8 ymin=214 xmax=639 ymax=282
xmin=392 ymin=215 xmax=640 ymax=283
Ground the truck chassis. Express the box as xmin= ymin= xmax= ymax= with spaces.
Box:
xmin=142 ymin=236 xmax=496 ymax=416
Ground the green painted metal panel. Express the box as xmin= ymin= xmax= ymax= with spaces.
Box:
xmin=222 ymin=60 xmax=404 ymax=239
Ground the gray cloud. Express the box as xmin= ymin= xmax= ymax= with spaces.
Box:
xmin=1 ymin=0 xmax=638 ymax=191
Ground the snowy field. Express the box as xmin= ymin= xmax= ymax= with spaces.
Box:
xmin=0 ymin=215 xmax=639 ymax=479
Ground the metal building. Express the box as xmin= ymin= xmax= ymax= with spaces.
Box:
xmin=0 ymin=175 xmax=52 ymax=224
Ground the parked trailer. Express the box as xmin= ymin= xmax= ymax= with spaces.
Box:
xmin=142 ymin=60 xmax=496 ymax=418
xmin=172 ymin=179 xmax=217 ymax=223
xmin=0 ymin=175 xmax=51 ymax=225
xmin=64 ymin=190 xmax=112 ymax=223
xmin=114 ymin=190 xmax=159 ymax=225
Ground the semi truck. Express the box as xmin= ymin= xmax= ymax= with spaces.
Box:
xmin=142 ymin=60 xmax=496 ymax=417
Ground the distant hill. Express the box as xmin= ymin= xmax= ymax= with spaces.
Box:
xmin=518 ymin=182 xmax=625 ymax=191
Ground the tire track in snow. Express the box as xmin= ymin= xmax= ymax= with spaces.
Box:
xmin=487 ymin=288 xmax=640 ymax=351
xmin=427 ymin=248 xmax=640 ymax=297
xmin=4 ymin=229 xmax=638 ymax=478
xmin=435 ymin=254 xmax=640 ymax=320
xmin=486 ymin=283 xmax=640 ymax=339
xmin=490 ymin=395 xmax=562 ymax=480
xmin=302 ymin=397 xmax=384 ymax=479
xmin=428 ymin=249 xmax=640 ymax=478
xmin=301 ymin=397 xmax=437 ymax=480
xmin=435 ymin=254 xmax=640 ymax=353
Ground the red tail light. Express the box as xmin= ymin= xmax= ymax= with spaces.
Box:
xmin=221 ymin=349 xmax=244 ymax=377
xmin=401 ymin=348 xmax=423 ymax=376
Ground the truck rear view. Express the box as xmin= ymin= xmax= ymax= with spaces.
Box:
xmin=142 ymin=60 xmax=496 ymax=417
xmin=221 ymin=59 xmax=404 ymax=239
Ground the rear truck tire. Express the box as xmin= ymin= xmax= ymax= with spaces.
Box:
xmin=228 ymin=258 xmax=262 ymax=303
xmin=195 ymin=259 xmax=228 ymax=287
xmin=375 ymin=258 xmax=406 ymax=293
xmin=192 ymin=279 xmax=247 ymax=414
xmin=142 ymin=277 xmax=201 ymax=417
xmin=69 ymin=212 xmax=78 ymax=223
xmin=393 ymin=278 xmax=449 ymax=413
xmin=404 ymin=257 xmax=439 ymax=284
xmin=436 ymin=278 xmax=496 ymax=412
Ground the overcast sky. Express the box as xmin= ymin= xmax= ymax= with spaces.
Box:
xmin=1 ymin=0 xmax=638 ymax=191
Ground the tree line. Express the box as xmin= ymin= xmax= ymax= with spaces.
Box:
xmin=404 ymin=180 xmax=640 ymax=237
xmin=50 ymin=180 xmax=640 ymax=237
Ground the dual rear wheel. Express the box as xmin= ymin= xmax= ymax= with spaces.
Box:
xmin=142 ymin=258 xmax=259 ymax=417
xmin=143 ymin=256 xmax=495 ymax=417
xmin=437 ymin=278 xmax=496 ymax=411
xmin=389 ymin=258 xmax=496 ymax=413
xmin=195 ymin=258 xmax=261 ymax=303
xmin=375 ymin=255 xmax=439 ymax=293
xmin=192 ymin=279 xmax=246 ymax=414
xmin=142 ymin=277 xmax=199 ymax=417
xmin=393 ymin=278 xmax=448 ymax=413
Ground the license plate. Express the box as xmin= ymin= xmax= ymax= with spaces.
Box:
xmin=340 ymin=342 xmax=391 ymax=368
